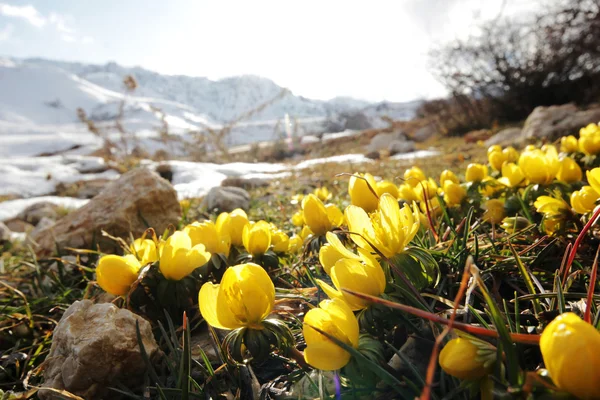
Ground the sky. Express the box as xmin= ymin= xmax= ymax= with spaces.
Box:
xmin=0 ymin=0 xmax=542 ymax=102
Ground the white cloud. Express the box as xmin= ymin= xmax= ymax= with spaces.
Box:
xmin=81 ymin=36 xmax=94 ymax=44
xmin=61 ymin=33 xmax=75 ymax=42
xmin=0 ymin=22 xmax=13 ymax=41
xmin=0 ymin=3 xmax=45 ymax=27
xmin=49 ymin=12 xmax=73 ymax=34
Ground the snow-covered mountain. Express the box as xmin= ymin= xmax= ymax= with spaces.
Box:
xmin=0 ymin=57 xmax=421 ymax=156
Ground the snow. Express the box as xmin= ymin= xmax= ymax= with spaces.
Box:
xmin=389 ymin=149 xmax=439 ymax=160
xmin=295 ymin=154 xmax=373 ymax=169
xmin=0 ymin=196 xmax=89 ymax=221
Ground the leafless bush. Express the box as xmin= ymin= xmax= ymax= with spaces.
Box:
xmin=429 ymin=0 xmax=600 ymax=133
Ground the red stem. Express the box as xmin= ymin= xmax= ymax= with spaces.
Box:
xmin=584 ymin=246 xmax=600 ymax=323
xmin=563 ymin=206 xmax=600 ymax=285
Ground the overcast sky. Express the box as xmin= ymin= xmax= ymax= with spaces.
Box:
xmin=0 ymin=0 xmax=542 ymax=102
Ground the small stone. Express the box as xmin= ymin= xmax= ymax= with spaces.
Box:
xmin=203 ymin=186 xmax=250 ymax=212
xmin=39 ymin=300 xmax=159 ymax=400
xmin=485 ymin=127 xmax=523 ymax=147
xmin=0 ymin=221 xmax=11 ymax=242
xmin=17 ymin=202 xmax=59 ymax=225
xmin=412 ymin=124 xmax=437 ymax=142
xmin=3 ymin=218 xmax=34 ymax=233
xmin=388 ymin=139 xmax=416 ymax=155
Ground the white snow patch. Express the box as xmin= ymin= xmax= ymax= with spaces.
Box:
xmin=295 ymin=154 xmax=373 ymax=169
xmin=389 ymin=149 xmax=439 ymax=160
xmin=0 ymin=196 xmax=88 ymax=221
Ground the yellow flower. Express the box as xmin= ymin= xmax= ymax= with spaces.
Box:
xmin=440 ymin=169 xmax=459 ymax=185
xmin=500 ymin=216 xmax=530 ymax=234
xmin=270 ymin=227 xmax=290 ymax=253
xmin=199 ymin=263 xmax=274 ymax=330
xmin=348 ymin=172 xmax=379 ymax=213
xmin=317 ymin=232 xmax=385 ymax=310
xmin=184 ymin=220 xmax=231 ymax=256
xmin=287 ymin=235 xmax=303 ymax=253
xmin=465 ymin=163 xmax=488 ymax=183
xmin=518 ymin=146 xmax=560 ymax=184
xmin=561 ymin=135 xmax=579 ymax=153
xmin=303 ymin=298 xmax=359 ymax=371
xmin=488 ymin=146 xmax=507 ymax=171
xmin=404 ymin=166 xmax=426 ymax=187
xmin=313 ymin=186 xmax=332 ymax=202
xmin=216 ymin=209 xmax=249 ymax=247
xmin=96 ymin=254 xmax=141 ymax=296
xmin=242 ymin=221 xmax=272 ymax=256
xmin=345 ymin=193 xmax=420 ymax=259
xmin=291 ymin=210 xmax=305 ymax=227
xmin=398 ymin=183 xmax=419 ymax=202
xmin=439 ymin=338 xmax=493 ymax=380
xmin=482 ymin=199 xmax=505 ymax=224
xmin=571 ymin=186 xmax=599 ymax=214
xmin=480 ymin=177 xmax=504 ymax=196
xmin=301 ymin=194 xmax=344 ymax=236
xmin=579 ymin=123 xmax=600 ymax=155
xmin=534 ymin=196 xmax=570 ymax=220
xmin=442 ymin=180 xmax=466 ymax=206
xmin=299 ymin=225 xmax=313 ymax=241
xmin=587 ymin=168 xmax=600 ymax=195
xmin=498 ymin=163 xmax=525 ymax=188
xmin=420 ymin=195 xmax=442 ymax=217
xmin=540 ymin=312 xmax=600 ymax=399
xmin=130 ymin=238 xmax=158 ymax=265
xmin=159 ymin=231 xmax=211 ymax=280
xmin=376 ymin=180 xmax=399 ymax=198
xmin=504 ymin=146 xmax=519 ymax=163
xmin=556 ymin=157 xmax=582 ymax=183
xmin=415 ymin=178 xmax=438 ymax=202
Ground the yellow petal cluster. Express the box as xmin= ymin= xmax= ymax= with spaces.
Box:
xmin=303 ymin=298 xmax=359 ymax=371
xmin=348 ymin=172 xmax=379 ymax=213
xmin=439 ymin=338 xmax=492 ymax=380
xmin=465 ymin=163 xmax=488 ymax=183
xmin=301 ymin=194 xmax=343 ymax=236
xmin=199 ymin=263 xmax=274 ymax=330
xmin=571 ymin=186 xmax=599 ymax=214
xmin=540 ymin=312 xmax=600 ymax=399
xmin=242 ymin=221 xmax=272 ymax=256
xmin=96 ymin=254 xmax=141 ymax=296
xmin=579 ymin=123 xmax=600 ymax=155
xmin=130 ymin=238 xmax=158 ymax=265
xmin=518 ymin=145 xmax=560 ymax=184
xmin=160 ymin=231 xmax=211 ymax=280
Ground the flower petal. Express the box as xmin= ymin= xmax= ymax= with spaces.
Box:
xmin=198 ymin=282 xmax=242 ymax=330
xmin=304 ymin=340 xmax=352 ymax=371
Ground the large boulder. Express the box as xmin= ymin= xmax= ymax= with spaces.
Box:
xmin=39 ymin=300 xmax=159 ymax=400
xmin=30 ymin=168 xmax=181 ymax=256
xmin=366 ymin=131 xmax=408 ymax=153
xmin=522 ymin=103 xmax=600 ymax=141
xmin=203 ymin=186 xmax=250 ymax=212
xmin=411 ymin=123 xmax=437 ymax=142
xmin=485 ymin=127 xmax=523 ymax=147
xmin=17 ymin=202 xmax=60 ymax=226
xmin=388 ymin=140 xmax=416 ymax=155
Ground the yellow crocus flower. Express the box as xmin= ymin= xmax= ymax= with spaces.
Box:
xmin=345 ymin=193 xmax=420 ymax=259
xmin=482 ymin=199 xmax=505 ymax=224
xmin=498 ymin=163 xmax=525 ymax=188
xmin=415 ymin=178 xmax=438 ymax=202
xmin=184 ymin=220 xmax=231 ymax=256
xmin=440 ymin=169 xmax=459 ymax=185
xmin=398 ymin=183 xmax=419 ymax=202
xmin=587 ymin=168 xmax=600 ymax=196
xmin=488 ymin=146 xmax=507 ymax=171
xmin=571 ymin=186 xmax=599 ymax=214
xmin=560 ymin=135 xmax=579 ymax=153
xmin=504 ymin=146 xmax=519 ymax=163
xmin=578 ymin=123 xmax=600 ymax=155
xmin=270 ymin=227 xmax=290 ymax=253
xmin=199 ymin=263 xmax=274 ymax=330
xmin=242 ymin=221 xmax=272 ymax=256
xmin=439 ymin=337 xmax=494 ymax=380
xmin=534 ymin=196 xmax=570 ymax=220
xmin=465 ymin=163 xmax=488 ymax=183
xmin=376 ymin=180 xmax=399 ymax=198
xmin=348 ymin=172 xmax=379 ymax=213
xmin=442 ymin=180 xmax=466 ymax=206
xmin=159 ymin=231 xmax=211 ymax=280
xmin=313 ymin=186 xmax=332 ymax=202
xmin=130 ymin=238 xmax=158 ymax=265
xmin=540 ymin=312 xmax=600 ymax=399
xmin=303 ymin=298 xmax=359 ymax=371
xmin=291 ymin=210 xmax=305 ymax=227
xmin=518 ymin=145 xmax=560 ymax=184
xmin=216 ymin=208 xmax=248 ymax=247
xmin=404 ymin=166 xmax=427 ymax=187
xmin=556 ymin=157 xmax=582 ymax=183
xmin=301 ymin=194 xmax=343 ymax=236
xmin=96 ymin=254 xmax=141 ymax=296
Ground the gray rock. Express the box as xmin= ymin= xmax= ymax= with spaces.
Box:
xmin=522 ymin=103 xmax=600 ymax=141
xmin=412 ymin=124 xmax=437 ymax=142
xmin=17 ymin=202 xmax=59 ymax=226
xmin=31 ymin=217 xmax=56 ymax=237
xmin=388 ymin=139 xmax=416 ymax=155
xmin=39 ymin=300 xmax=159 ymax=400
xmin=0 ymin=222 xmax=11 ymax=242
xmin=485 ymin=127 xmax=523 ymax=147
xmin=30 ymin=168 xmax=181 ymax=256
xmin=203 ymin=186 xmax=250 ymax=212
xmin=366 ymin=131 xmax=408 ymax=153
xmin=3 ymin=218 xmax=34 ymax=233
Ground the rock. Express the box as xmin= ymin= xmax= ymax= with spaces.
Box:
xmin=32 ymin=217 xmax=56 ymax=236
xmin=203 ymin=186 xmax=250 ymax=212
xmin=74 ymin=179 xmax=111 ymax=199
xmin=485 ymin=127 xmax=523 ymax=147
xmin=155 ymin=163 xmax=173 ymax=182
xmin=365 ymin=150 xmax=381 ymax=160
xmin=366 ymin=131 xmax=408 ymax=153
xmin=342 ymin=111 xmax=372 ymax=130
xmin=30 ymin=168 xmax=181 ymax=256
xmin=464 ymin=129 xmax=493 ymax=143
xmin=411 ymin=124 xmax=437 ymax=142
xmin=39 ymin=300 xmax=159 ymax=400
xmin=3 ymin=218 xmax=35 ymax=233
xmin=17 ymin=202 xmax=60 ymax=226
xmin=522 ymin=103 xmax=600 ymax=141
xmin=388 ymin=139 xmax=416 ymax=155
xmin=221 ymin=177 xmax=270 ymax=189
xmin=0 ymin=222 xmax=11 ymax=242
